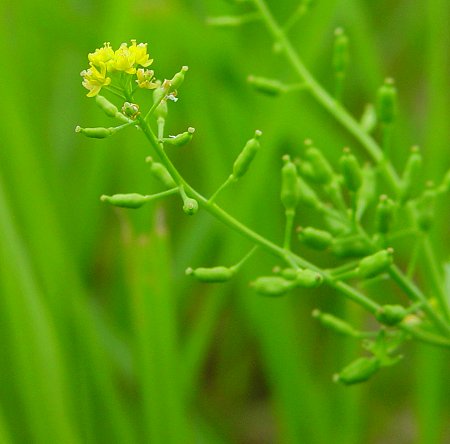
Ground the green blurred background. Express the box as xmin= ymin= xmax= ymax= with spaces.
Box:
xmin=0 ymin=0 xmax=449 ymax=443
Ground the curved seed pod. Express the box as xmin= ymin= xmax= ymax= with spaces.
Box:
xmin=376 ymin=305 xmax=407 ymax=326
xmin=295 ymin=269 xmax=323 ymax=288
xmin=360 ymin=103 xmax=377 ymax=133
xmin=185 ymin=266 xmax=233 ymax=283
xmin=145 ymin=157 xmax=176 ymax=188
xmin=400 ymin=146 xmax=422 ymax=203
xmin=333 ymin=28 xmax=349 ymax=77
xmin=357 ymin=248 xmax=394 ymax=279
xmin=339 ymin=148 xmax=362 ymax=192
xmin=95 ymin=95 xmax=119 ymax=118
xmin=100 ymin=193 xmax=148 ymax=209
xmin=280 ymin=155 xmax=300 ymax=211
xmin=334 ymin=357 xmax=380 ymax=385
xmin=75 ymin=126 xmax=115 ymax=139
xmin=169 ymin=66 xmax=189 ymax=92
xmin=183 ymin=198 xmax=199 ymax=216
xmin=331 ymin=237 xmax=373 ymax=258
xmin=377 ymin=78 xmax=397 ymax=125
xmin=248 ymin=75 xmax=287 ymax=96
xmin=162 ymin=127 xmax=195 ymax=147
xmin=415 ymin=188 xmax=436 ymax=231
xmin=251 ymin=276 xmax=295 ymax=297
xmin=375 ymin=195 xmax=396 ymax=234
xmin=232 ymin=130 xmax=262 ymax=179
xmin=312 ymin=310 xmax=358 ymax=337
xmin=297 ymin=226 xmax=333 ymax=250
xmin=304 ymin=141 xmax=334 ymax=185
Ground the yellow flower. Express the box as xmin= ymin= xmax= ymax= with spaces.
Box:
xmin=110 ymin=43 xmax=136 ymax=74
xmin=129 ymin=40 xmax=153 ymax=68
xmin=80 ymin=63 xmax=111 ymax=97
xmin=88 ymin=42 xmax=114 ymax=68
xmin=136 ymin=68 xmax=158 ymax=89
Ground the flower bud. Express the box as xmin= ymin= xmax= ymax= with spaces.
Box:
xmin=183 ymin=197 xmax=199 ymax=215
xmin=251 ymin=276 xmax=295 ymax=297
xmin=339 ymin=148 xmax=362 ymax=192
xmin=247 ymin=75 xmax=287 ymax=96
xmin=358 ymin=248 xmax=394 ymax=279
xmin=304 ymin=141 xmax=334 ymax=185
xmin=375 ymin=195 xmax=396 ymax=234
xmin=377 ymin=78 xmax=397 ymax=125
xmin=232 ymin=130 xmax=262 ymax=179
xmin=312 ymin=310 xmax=358 ymax=337
xmin=75 ymin=126 xmax=115 ymax=139
xmin=185 ymin=266 xmax=233 ymax=283
xmin=121 ymin=102 xmax=140 ymax=119
xmin=334 ymin=357 xmax=380 ymax=385
xmin=100 ymin=193 xmax=148 ymax=209
xmin=333 ymin=28 xmax=349 ymax=77
xmin=169 ymin=66 xmax=189 ymax=92
xmin=280 ymin=155 xmax=300 ymax=211
xmin=400 ymin=146 xmax=422 ymax=203
xmin=162 ymin=127 xmax=195 ymax=147
xmin=297 ymin=226 xmax=333 ymax=250
xmin=376 ymin=305 xmax=407 ymax=326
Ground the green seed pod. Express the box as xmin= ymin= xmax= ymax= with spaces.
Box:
xmin=376 ymin=305 xmax=407 ymax=326
xmin=232 ymin=130 xmax=262 ymax=179
xmin=356 ymin=164 xmax=376 ymax=220
xmin=95 ymin=95 xmax=119 ymax=118
xmin=375 ymin=195 xmax=396 ymax=234
xmin=331 ymin=237 xmax=372 ymax=258
xmin=360 ymin=103 xmax=377 ymax=133
xmin=162 ymin=127 xmax=195 ymax=147
xmin=333 ymin=28 xmax=349 ymax=77
xmin=183 ymin=197 xmax=199 ymax=215
xmin=295 ymin=269 xmax=323 ymax=288
xmin=304 ymin=141 xmax=334 ymax=185
xmin=145 ymin=157 xmax=176 ymax=188
xmin=251 ymin=276 xmax=295 ymax=297
xmin=100 ymin=193 xmax=148 ymax=209
xmin=169 ymin=66 xmax=189 ymax=92
xmin=334 ymin=357 xmax=380 ymax=385
xmin=377 ymin=78 xmax=397 ymax=125
xmin=339 ymin=148 xmax=362 ymax=192
xmin=185 ymin=266 xmax=233 ymax=283
xmin=280 ymin=268 xmax=299 ymax=280
xmin=280 ymin=155 xmax=300 ymax=211
xmin=400 ymin=146 xmax=422 ymax=203
xmin=297 ymin=176 xmax=320 ymax=208
xmin=297 ymin=226 xmax=333 ymax=250
xmin=358 ymin=248 xmax=394 ymax=279
xmin=75 ymin=126 xmax=115 ymax=139
xmin=415 ymin=188 xmax=436 ymax=231
xmin=312 ymin=309 xmax=358 ymax=337
xmin=247 ymin=75 xmax=287 ymax=96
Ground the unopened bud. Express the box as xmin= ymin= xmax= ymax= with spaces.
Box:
xmin=182 ymin=197 xmax=199 ymax=215
xmin=375 ymin=195 xmax=396 ymax=234
xmin=232 ymin=130 xmax=262 ymax=179
xmin=251 ymin=276 xmax=295 ymax=297
xmin=281 ymin=155 xmax=300 ymax=211
xmin=377 ymin=78 xmax=397 ymax=125
xmin=297 ymin=226 xmax=333 ymax=250
xmin=358 ymin=248 xmax=394 ymax=279
xmin=376 ymin=305 xmax=407 ymax=326
xmin=340 ymin=148 xmax=362 ymax=192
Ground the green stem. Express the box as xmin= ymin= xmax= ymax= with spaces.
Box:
xmin=208 ymin=175 xmax=235 ymax=204
xmin=283 ymin=209 xmax=295 ymax=250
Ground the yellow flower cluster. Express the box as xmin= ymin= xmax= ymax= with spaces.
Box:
xmin=81 ymin=40 xmax=157 ymax=97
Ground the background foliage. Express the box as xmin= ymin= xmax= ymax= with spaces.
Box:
xmin=0 ymin=0 xmax=449 ymax=443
